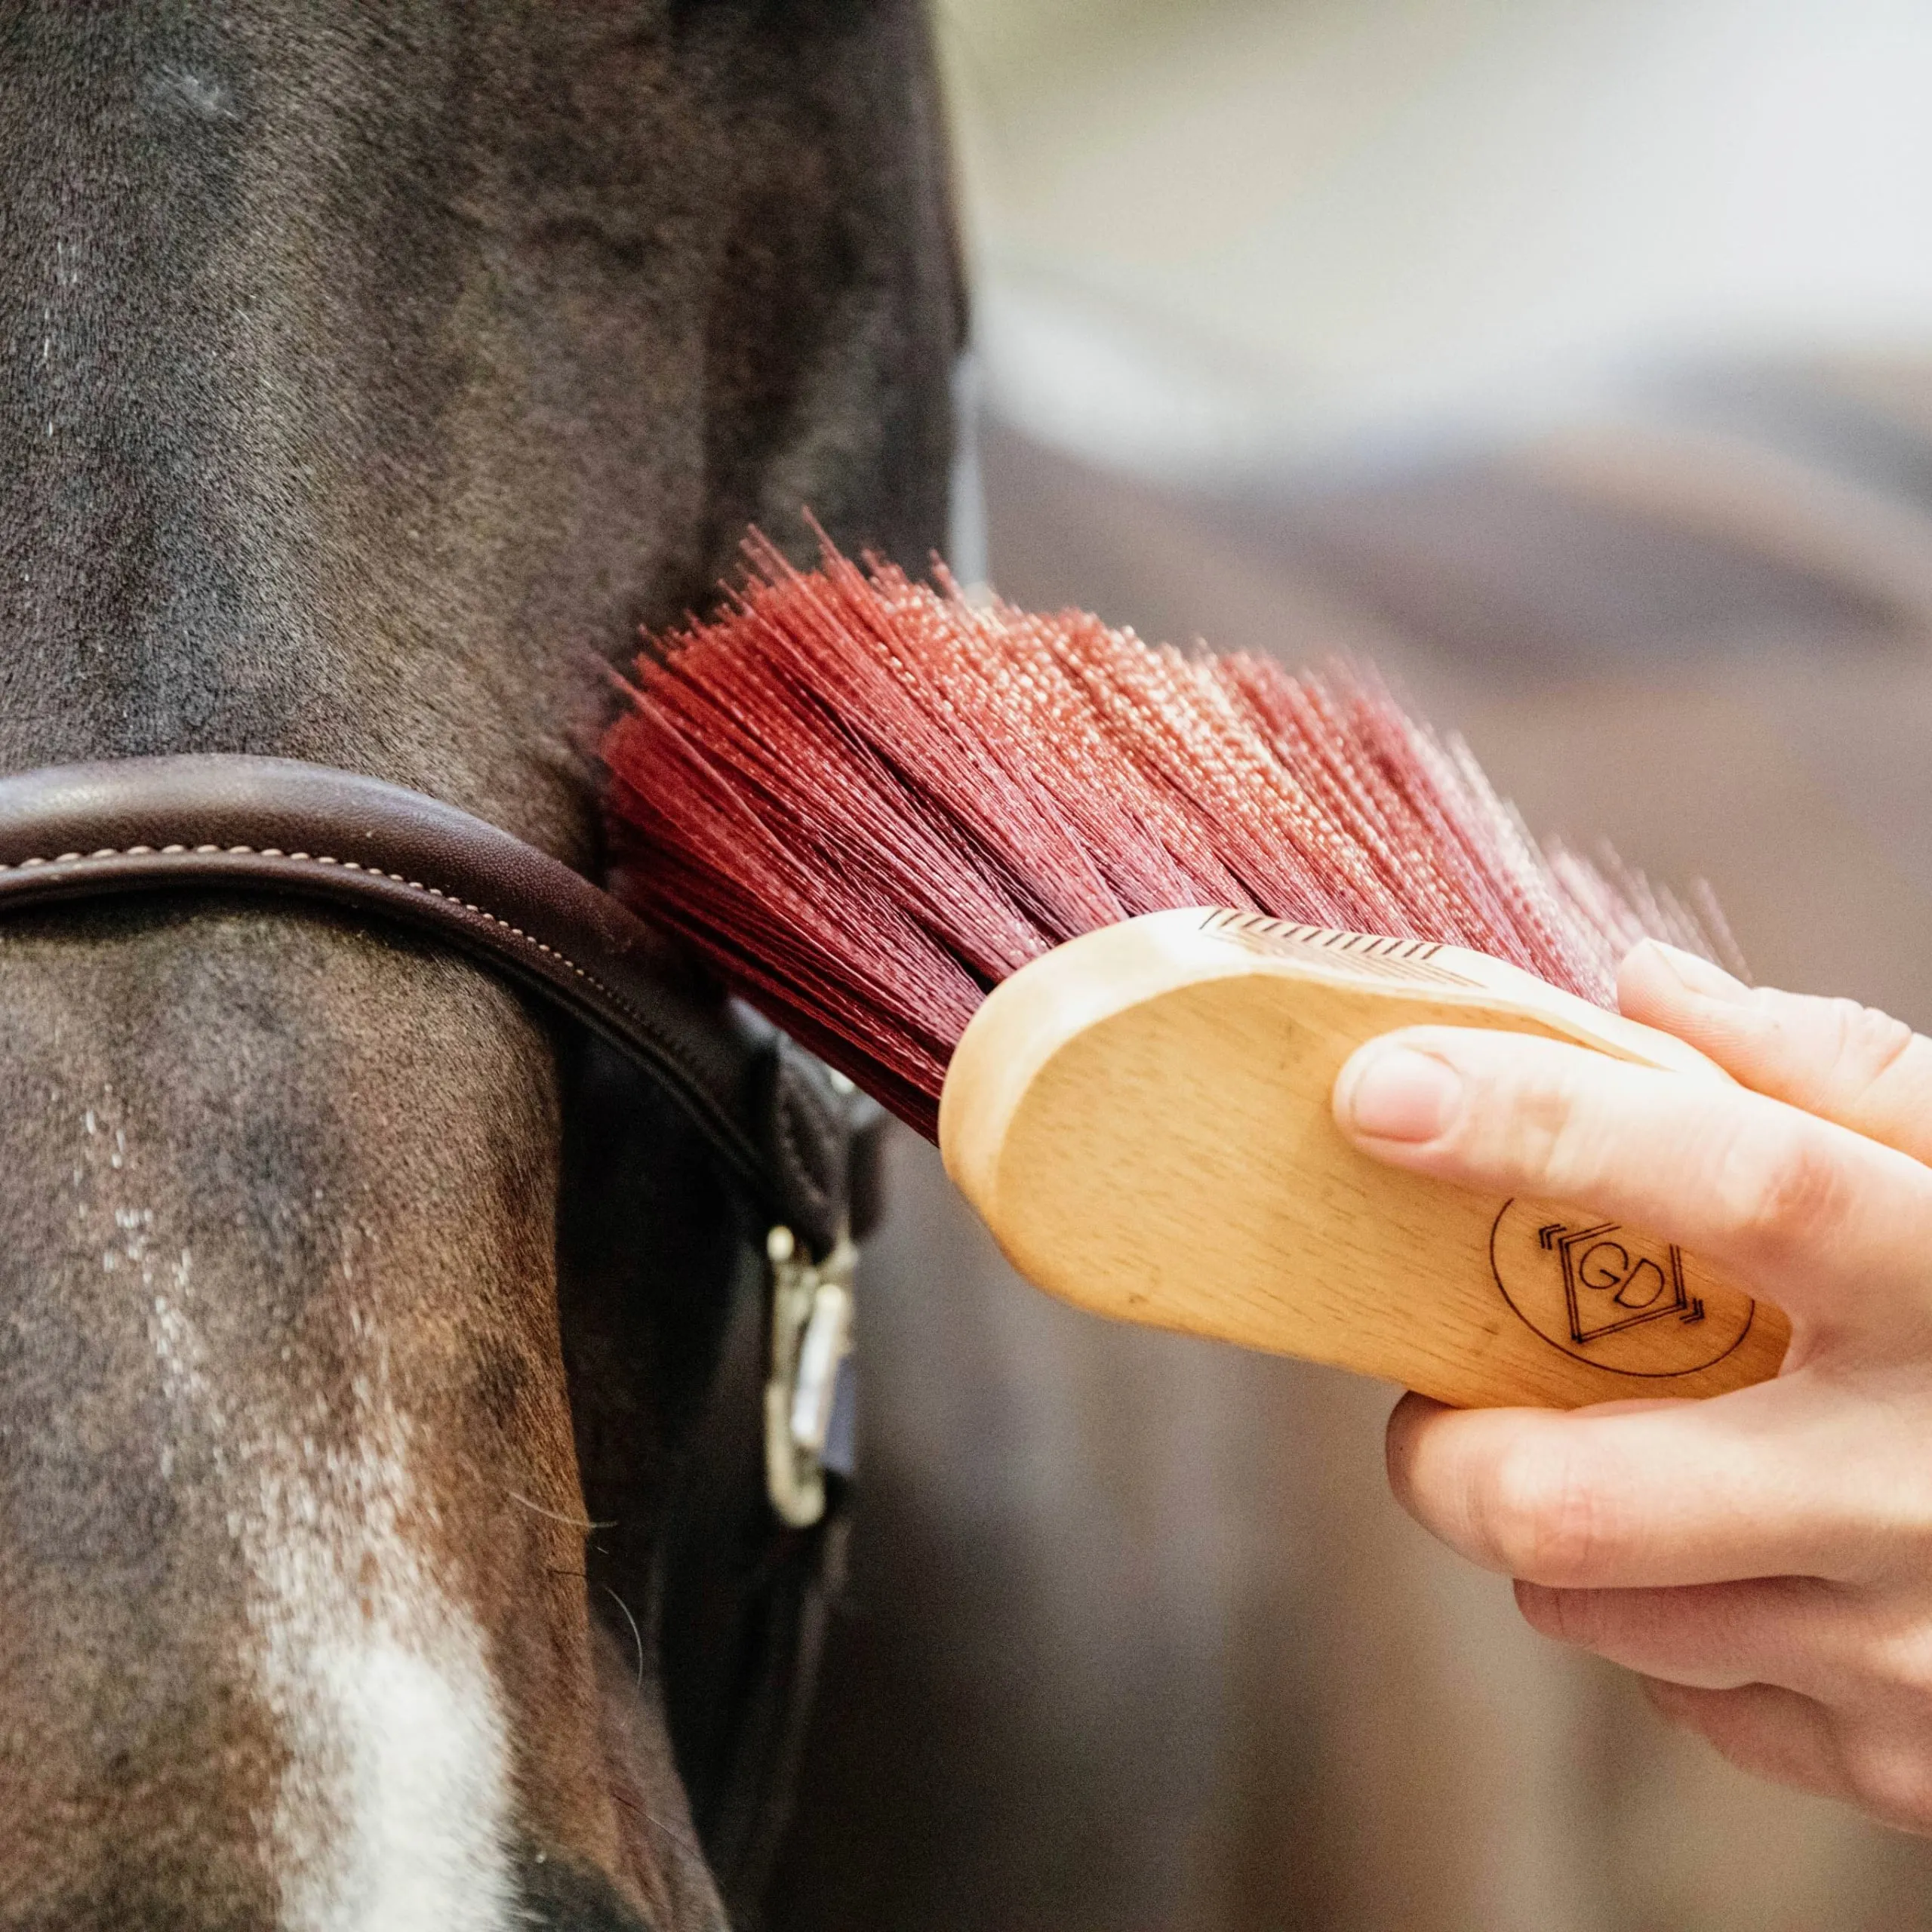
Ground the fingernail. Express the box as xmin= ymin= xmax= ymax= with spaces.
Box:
xmin=1336 ymin=1044 xmax=1463 ymax=1143
xmin=1641 ymin=940 xmax=1748 ymax=1003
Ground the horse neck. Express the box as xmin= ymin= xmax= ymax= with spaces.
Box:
xmin=0 ymin=7 xmax=956 ymax=1929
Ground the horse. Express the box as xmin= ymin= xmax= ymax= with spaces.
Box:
xmin=0 ymin=5 xmax=959 ymax=1926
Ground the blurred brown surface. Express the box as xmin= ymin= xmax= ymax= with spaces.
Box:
xmin=771 ymin=376 xmax=1932 ymax=1931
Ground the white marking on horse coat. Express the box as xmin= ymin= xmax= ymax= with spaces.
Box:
xmin=155 ymin=64 xmax=237 ymax=120
xmin=104 ymin=1110 xmax=518 ymax=1932
xmin=255 ymin=1489 xmax=518 ymax=1932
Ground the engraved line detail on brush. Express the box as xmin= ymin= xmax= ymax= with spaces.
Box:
xmin=1198 ymin=910 xmax=1481 ymax=988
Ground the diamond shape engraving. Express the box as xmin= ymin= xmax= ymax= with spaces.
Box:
xmin=1537 ymin=1219 xmax=1705 ymax=1346
xmin=1489 ymin=1198 xmax=1756 ymax=1378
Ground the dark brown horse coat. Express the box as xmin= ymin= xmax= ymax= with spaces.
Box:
xmin=0 ymin=6 xmax=958 ymax=1926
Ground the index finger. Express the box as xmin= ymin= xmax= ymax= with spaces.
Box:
xmin=1620 ymin=942 xmax=1932 ymax=1168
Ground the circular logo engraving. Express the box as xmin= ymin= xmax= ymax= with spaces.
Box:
xmin=1490 ymin=1198 xmax=1758 ymax=1377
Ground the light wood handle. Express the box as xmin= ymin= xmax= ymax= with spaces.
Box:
xmin=937 ymin=909 xmax=1789 ymax=1408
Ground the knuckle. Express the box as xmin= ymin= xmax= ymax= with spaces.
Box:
xmin=1824 ymin=997 xmax=1918 ymax=1095
xmin=1854 ymin=1608 xmax=1932 ymax=1704
xmin=1487 ymin=1442 xmax=1607 ymax=1583
xmin=1840 ymin=1735 xmax=1932 ymax=1832
xmin=1870 ymin=1632 xmax=1932 ymax=1705
xmin=1485 ymin=1056 xmax=1592 ymax=1190
xmin=1711 ymin=1117 xmax=1847 ymax=1266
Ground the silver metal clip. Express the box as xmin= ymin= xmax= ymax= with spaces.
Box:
xmin=764 ymin=1222 xmax=857 ymax=1530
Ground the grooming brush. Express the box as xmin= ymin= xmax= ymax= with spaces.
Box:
xmin=601 ymin=535 xmax=1789 ymax=1409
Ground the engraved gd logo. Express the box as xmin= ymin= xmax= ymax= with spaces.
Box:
xmin=1489 ymin=1198 xmax=1758 ymax=1376
xmin=1543 ymin=1220 xmax=1700 ymax=1342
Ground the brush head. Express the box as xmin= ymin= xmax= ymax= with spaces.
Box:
xmin=601 ymin=532 xmax=1734 ymax=1139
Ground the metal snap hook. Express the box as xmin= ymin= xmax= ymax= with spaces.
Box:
xmin=763 ymin=1222 xmax=857 ymax=1529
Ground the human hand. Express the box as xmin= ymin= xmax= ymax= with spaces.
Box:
xmin=1331 ymin=939 xmax=1932 ymax=1831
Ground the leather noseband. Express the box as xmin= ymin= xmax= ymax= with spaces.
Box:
xmin=0 ymin=752 xmax=863 ymax=1259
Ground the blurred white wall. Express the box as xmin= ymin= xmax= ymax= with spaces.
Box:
xmin=939 ymin=0 xmax=1932 ymax=475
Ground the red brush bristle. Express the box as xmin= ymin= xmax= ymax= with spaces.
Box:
xmin=602 ymin=532 xmax=1736 ymax=1140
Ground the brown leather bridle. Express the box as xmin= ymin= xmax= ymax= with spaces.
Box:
xmin=0 ymin=752 xmax=864 ymax=1249
xmin=0 ymin=750 xmax=868 ymax=1907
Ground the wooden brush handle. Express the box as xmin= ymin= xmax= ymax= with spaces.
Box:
xmin=938 ymin=909 xmax=1789 ymax=1408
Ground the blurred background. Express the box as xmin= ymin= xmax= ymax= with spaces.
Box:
xmin=776 ymin=3 xmax=1932 ymax=1927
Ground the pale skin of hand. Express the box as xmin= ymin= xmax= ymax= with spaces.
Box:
xmin=1331 ymin=937 xmax=1932 ymax=1833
